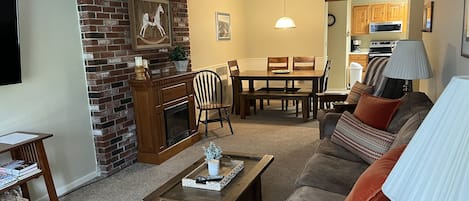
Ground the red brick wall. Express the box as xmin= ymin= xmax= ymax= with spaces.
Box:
xmin=77 ymin=0 xmax=190 ymax=175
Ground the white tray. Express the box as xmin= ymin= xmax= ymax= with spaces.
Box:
xmin=181 ymin=159 xmax=244 ymax=191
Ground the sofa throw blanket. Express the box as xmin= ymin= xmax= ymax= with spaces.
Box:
xmin=331 ymin=111 xmax=396 ymax=164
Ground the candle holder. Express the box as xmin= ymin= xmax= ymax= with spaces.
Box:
xmin=135 ymin=65 xmax=147 ymax=80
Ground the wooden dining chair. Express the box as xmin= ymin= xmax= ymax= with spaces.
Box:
xmin=193 ymin=70 xmax=234 ymax=136
xmin=289 ymin=56 xmax=316 ymax=114
xmin=257 ymin=57 xmax=299 ymax=110
xmin=292 ymin=56 xmax=316 ymax=71
xmin=227 ymin=60 xmax=256 ymax=114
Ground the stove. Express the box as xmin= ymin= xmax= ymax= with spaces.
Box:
xmin=368 ymin=40 xmax=398 ymax=61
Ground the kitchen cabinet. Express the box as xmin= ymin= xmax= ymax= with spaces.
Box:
xmin=352 ymin=2 xmax=407 ymax=35
xmin=370 ymin=4 xmax=387 ymax=22
xmin=349 ymin=54 xmax=368 ymax=74
xmin=351 ymin=5 xmax=369 ymax=35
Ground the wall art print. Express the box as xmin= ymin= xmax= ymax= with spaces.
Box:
xmin=129 ymin=0 xmax=171 ymax=49
xmin=216 ymin=12 xmax=231 ymax=40
xmin=463 ymin=0 xmax=469 ymax=57
xmin=422 ymin=1 xmax=434 ymax=32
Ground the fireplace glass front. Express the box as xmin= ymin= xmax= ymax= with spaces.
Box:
xmin=164 ymin=102 xmax=191 ymax=147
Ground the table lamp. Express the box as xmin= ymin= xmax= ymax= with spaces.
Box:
xmin=383 ymin=40 xmax=432 ymax=92
xmin=382 ymin=76 xmax=469 ymax=201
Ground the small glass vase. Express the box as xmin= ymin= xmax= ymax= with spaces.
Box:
xmin=207 ymin=159 xmax=220 ymax=176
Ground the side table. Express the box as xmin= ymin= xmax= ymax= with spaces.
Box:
xmin=0 ymin=132 xmax=57 ymax=201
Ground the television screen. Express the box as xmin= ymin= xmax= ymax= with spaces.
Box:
xmin=0 ymin=0 xmax=21 ymax=85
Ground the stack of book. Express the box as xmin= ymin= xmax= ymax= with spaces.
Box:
xmin=0 ymin=160 xmax=41 ymax=187
xmin=0 ymin=171 xmax=17 ymax=189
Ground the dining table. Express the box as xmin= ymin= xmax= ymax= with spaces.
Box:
xmin=232 ymin=69 xmax=325 ymax=119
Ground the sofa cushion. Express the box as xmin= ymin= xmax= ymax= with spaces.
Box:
xmin=315 ymin=138 xmax=364 ymax=162
xmin=331 ymin=111 xmax=396 ymax=164
xmin=386 ymin=92 xmax=433 ymax=133
xmin=353 ymin=93 xmax=402 ymax=130
xmin=287 ymin=186 xmax=346 ymax=201
xmin=295 ymin=153 xmax=369 ymax=195
xmin=345 ymin=81 xmax=374 ymax=104
xmin=344 ymin=144 xmax=407 ymax=201
xmin=390 ymin=109 xmax=429 ymax=149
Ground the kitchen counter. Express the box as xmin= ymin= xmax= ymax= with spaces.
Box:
xmin=349 ymin=51 xmax=368 ymax=55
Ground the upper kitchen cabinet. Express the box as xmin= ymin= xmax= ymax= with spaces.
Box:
xmin=351 ymin=5 xmax=370 ymax=35
xmin=387 ymin=3 xmax=406 ymax=21
xmin=351 ymin=2 xmax=407 ymax=35
xmin=370 ymin=4 xmax=387 ymax=22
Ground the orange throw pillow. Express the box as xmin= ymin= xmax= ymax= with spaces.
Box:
xmin=345 ymin=144 xmax=407 ymax=201
xmin=354 ymin=93 xmax=402 ymax=130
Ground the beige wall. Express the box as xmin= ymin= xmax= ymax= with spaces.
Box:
xmin=328 ymin=1 xmax=350 ymax=89
xmin=244 ymin=0 xmax=325 ymax=58
xmin=188 ymin=0 xmax=326 ymax=69
xmin=421 ymin=0 xmax=469 ymax=101
xmin=0 ymin=0 xmax=97 ymax=200
xmin=188 ymin=0 xmax=247 ymax=68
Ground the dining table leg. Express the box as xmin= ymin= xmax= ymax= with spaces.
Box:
xmin=233 ymin=76 xmax=241 ymax=115
xmin=312 ymin=78 xmax=319 ymax=119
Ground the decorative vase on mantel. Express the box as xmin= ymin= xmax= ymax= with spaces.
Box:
xmin=169 ymin=46 xmax=189 ymax=72
xmin=173 ymin=60 xmax=189 ymax=72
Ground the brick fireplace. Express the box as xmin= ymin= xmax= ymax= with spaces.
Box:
xmin=76 ymin=0 xmax=191 ymax=175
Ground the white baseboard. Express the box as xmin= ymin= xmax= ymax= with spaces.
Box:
xmin=36 ymin=170 xmax=99 ymax=201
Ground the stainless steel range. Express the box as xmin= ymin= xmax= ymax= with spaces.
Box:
xmin=368 ymin=40 xmax=398 ymax=61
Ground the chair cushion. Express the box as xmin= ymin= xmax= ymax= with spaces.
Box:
xmin=287 ymin=186 xmax=346 ymax=201
xmin=331 ymin=111 xmax=396 ymax=164
xmin=345 ymin=82 xmax=374 ymax=104
xmin=344 ymin=144 xmax=407 ymax=201
xmin=386 ymin=92 xmax=433 ymax=133
xmin=295 ymin=153 xmax=369 ymax=195
xmin=353 ymin=93 xmax=402 ymax=130
xmin=389 ymin=109 xmax=429 ymax=149
xmin=315 ymin=138 xmax=364 ymax=162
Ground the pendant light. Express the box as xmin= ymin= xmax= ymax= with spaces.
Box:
xmin=275 ymin=0 xmax=296 ymax=29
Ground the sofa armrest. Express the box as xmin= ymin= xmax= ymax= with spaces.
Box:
xmin=320 ymin=113 xmax=342 ymax=139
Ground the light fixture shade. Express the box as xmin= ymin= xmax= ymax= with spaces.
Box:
xmin=275 ymin=17 xmax=296 ymax=28
xmin=383 ymin=40 xmax=432 ymax=80
xmin=382 ymin=76 xmax=469 ymax=201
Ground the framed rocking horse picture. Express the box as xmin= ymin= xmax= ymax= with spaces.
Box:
xmin=129 ymin=0 xmax=171 ymax=49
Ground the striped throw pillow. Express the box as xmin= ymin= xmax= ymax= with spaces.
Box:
xmin=331 ymin=111 xmax=396 ymax=164
xmin=345 ymin=81 xmax=374 ymax=104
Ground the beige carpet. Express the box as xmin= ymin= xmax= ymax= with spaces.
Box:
xmin=60 ymin=104 xmax=320 ymax=201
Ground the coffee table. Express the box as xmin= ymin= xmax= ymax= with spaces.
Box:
xmin=143 ymin=152 xmax=274 ymax=201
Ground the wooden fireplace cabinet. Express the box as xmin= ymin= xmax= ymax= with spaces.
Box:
xmin=129 ymin=71 xmax=200 ymax=164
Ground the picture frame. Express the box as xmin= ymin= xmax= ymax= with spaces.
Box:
xmin=462 ymin=0 xmax=469 ymax=58
xmin=128 ymin=0 xmax=171 ymax=50
xmin=422 ymin=1 xmax=434 ymax=32
xmin=216 ymin=12 xmax=231 ymax=40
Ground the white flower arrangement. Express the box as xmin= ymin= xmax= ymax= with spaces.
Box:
xmin=203 ymin=141 xmax=223 ymax=160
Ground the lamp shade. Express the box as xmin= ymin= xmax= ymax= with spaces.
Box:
xmin=275 ymin=17 xmax=296 ymax=28
xmin=382 ymin=76 xmax=469 ymax=201
xmin=383 ymin=40 xmax=432 ymax=80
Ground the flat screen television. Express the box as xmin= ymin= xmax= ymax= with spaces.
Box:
xmin=0 ymin=0 xmax=21 ymax=85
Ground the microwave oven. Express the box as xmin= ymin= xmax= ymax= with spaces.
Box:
xmin=369 ymin=21 xmax=403 ymax=33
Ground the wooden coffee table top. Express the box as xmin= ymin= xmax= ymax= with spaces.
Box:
xmin=143 ymin=152 xmax=274 ymax=201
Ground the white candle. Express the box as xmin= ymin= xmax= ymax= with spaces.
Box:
xmin=135 ymin=56 xmax=143 ymax=66
xmin=142 ymin=59 xmax=148 ymax=69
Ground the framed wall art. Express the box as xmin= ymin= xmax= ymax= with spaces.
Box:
xmin=216 ymin=12 xmax=231 ymax=40
xmin=129 ymin=0 xmax=171 ymax=49
xmin=422 ymin=1 xmax=434 ymax=32
xmin=462 ymin=0 xmax=469 ymax=57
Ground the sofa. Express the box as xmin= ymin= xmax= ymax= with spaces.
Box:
xmin=287 ymin=92 xmax=434 ymax=201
